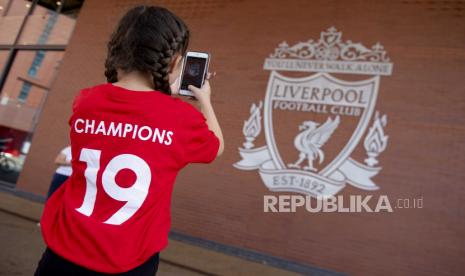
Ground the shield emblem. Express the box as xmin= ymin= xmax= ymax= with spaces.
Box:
xmin=320 ymin=27 xmax=340 ymax=47
xmin=263 ymin=71 xmax=380 ymax=179
xmin=234 ymin=27 xmax=391 ymax=197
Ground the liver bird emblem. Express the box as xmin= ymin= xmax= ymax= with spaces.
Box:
xmin=288 ymin=116 xmax=340 ymax=171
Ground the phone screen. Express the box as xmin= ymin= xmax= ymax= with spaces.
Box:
xmin=181 ymin=56 xmax=207 ymax=90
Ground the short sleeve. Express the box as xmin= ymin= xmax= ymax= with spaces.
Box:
xmin=61 ymin=146 xmax=72 ymax=160
xmin=68 ymin=92 xmax=81 ymax=127
xmin=183 ymin=106 xmax=220 ymax=164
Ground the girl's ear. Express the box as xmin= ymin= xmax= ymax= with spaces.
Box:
xmin=169 ymin=54 xmax=183 ymax=74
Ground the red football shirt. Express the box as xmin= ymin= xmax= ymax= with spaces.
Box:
xmin=40 ymin=83 xmax=220 ymax=273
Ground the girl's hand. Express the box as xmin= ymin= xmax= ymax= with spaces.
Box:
xmin=188 ymin=72 xmax=216 ymax=105
xmin=187 ymin=71 xmax=223 ymax=157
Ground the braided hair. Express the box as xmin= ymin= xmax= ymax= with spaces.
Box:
xmin=104 ymin=6 xmax=190 ymax=95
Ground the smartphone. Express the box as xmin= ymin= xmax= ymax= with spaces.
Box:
xmin=179 ymin=51 xmax=210 ymax=97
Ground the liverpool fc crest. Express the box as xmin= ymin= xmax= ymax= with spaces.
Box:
xmin=234 ymin=27 xmax=392 ymax=197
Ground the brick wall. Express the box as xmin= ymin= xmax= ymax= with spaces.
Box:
xmin=17 ymin=0 xmax=465 ymax=275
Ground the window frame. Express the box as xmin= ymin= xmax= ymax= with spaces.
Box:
xmin=0 ymin=0 xmax=67 ymax=92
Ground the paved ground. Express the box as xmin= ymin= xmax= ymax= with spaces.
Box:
xmin=0 ymin=210 xmax=44 ymax=275
xmin=0 ymin=210 xmax=205 ymax=276
xmin=0 ymin=191 xmax=299 ymax=276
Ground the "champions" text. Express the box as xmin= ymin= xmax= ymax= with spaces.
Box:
xmin=73 ymin=118 xmax=174 ymax=145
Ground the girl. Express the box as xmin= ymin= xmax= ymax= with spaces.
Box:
xmin=35 ymin=5 xmax=224 ymax=275
xmin=46 ymin=145 xmax=72 ymax=199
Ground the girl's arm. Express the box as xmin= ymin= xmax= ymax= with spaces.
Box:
xmin=54 ymin=153 xmax=71 ymax=166
xmin=188 ymin=78 xmax=224 ymax=157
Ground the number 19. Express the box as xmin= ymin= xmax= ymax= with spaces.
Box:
xmin=76 ymin=148 xmax=152 ymax=225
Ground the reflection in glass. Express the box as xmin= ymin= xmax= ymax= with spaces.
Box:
xmin=0 ymin=0 xmax=31 ymax=44
xmin=0 ymin=50 xmax=64 ymax=184
xmin=19 ymin=2 xmax=76 ymax=45
xmin=0 ymin=1 xmax=83 ymax=186
xmin=0 ymin=50 xmax=8 ymax=72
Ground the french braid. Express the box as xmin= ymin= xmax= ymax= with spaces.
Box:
xmin=104 ymin=6 xmax=190 ymax=95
